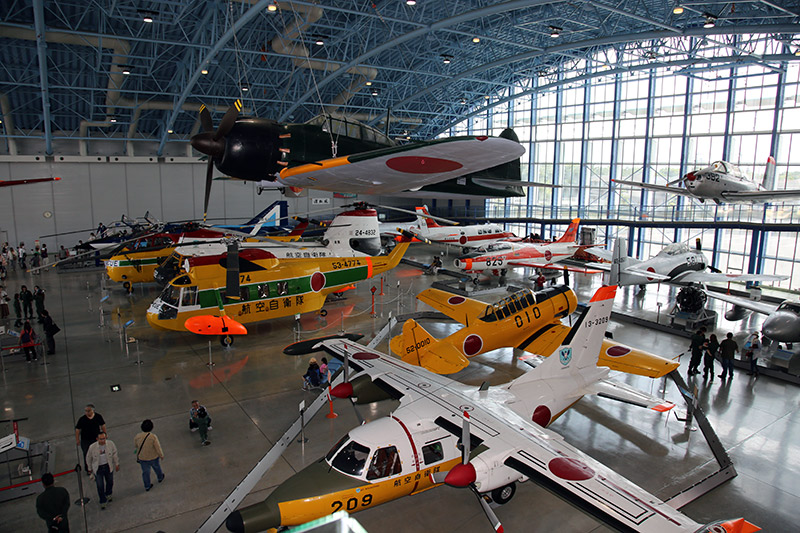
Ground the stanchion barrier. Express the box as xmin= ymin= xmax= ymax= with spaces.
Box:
xmin=325 ymin=385 xmax=338 ymax=419
xmin=0 ymin=466 xmax=78 ymax=493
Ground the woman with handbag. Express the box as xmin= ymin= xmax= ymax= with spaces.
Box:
xmin=134 ymin=419 xmax=165 ymax=491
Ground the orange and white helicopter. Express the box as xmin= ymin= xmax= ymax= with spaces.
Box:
xmin=225 ymin=285 xmax=757 ymax=533
xmin=453 ymin=218 xmax=599 ymax=279
xmin=390 ymin=284 xmax=678 ymax=377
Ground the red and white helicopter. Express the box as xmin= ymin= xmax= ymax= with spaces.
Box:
xmin=225 ymin=285 xmax=758 ymax=533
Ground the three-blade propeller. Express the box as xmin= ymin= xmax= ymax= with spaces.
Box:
xmin=191 ymin=100 xmax=242 ymax=222
xmin=430 ymin=411 xmax=504 ymax=533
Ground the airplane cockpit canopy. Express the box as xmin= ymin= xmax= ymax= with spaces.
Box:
xmin=660 ymin=242 xmax=692 ymax=256
xmin=711 ymin=161 xmax=744 ymax=178
xmin=306 ymin=115 xmax=394 ymax=147
xmin=485 ymin=242 xmax=514 ymax=252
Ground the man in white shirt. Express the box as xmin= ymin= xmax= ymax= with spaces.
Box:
xmin=86 ymin=432 xmax=119 ymax=509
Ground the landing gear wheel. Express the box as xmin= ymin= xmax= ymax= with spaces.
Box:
xmin=472 ymin=277 xmax=479 ymax=285
xmin=500 ymin=269 xmax=508 ymax=276
xmin=491 ymin=482 xmax=516 ymax=504
xmin=319 ymin=308 xmax=328 ymax=317
xmin=122 ymin=281 xmax=132 ymax=294
xmin=220 ymin=335 xmax=234 ymax=347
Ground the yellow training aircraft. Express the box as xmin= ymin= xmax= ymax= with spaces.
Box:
xmin=390 ymin=285 xmax=679 ymax=377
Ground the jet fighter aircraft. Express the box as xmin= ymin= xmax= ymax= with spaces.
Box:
xmin=225 ymin=285 xmax=757 ymax=533
xmin=454 ymin=218 xmax=598 ymax=277
xmin=588 ymin=238 xmax=786 ymax=289
xmin=380 ymin=206 xmax=515 ymax=250
xmin=390 ymin=285 xmax=679 ymax=377
xmin=615 ymin=156 xmax=800 ymax=204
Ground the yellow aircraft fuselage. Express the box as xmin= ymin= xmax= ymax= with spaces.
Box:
xmin=391 ymin=285 xmax=678 ymax=377
xmin=146 ymin=242 xmax=410 ymax=331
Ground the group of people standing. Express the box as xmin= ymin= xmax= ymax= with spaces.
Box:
xmin=38 ymin=398 xmax=214 ymax=529
xmin=1 ymin=283 xmax=60 ymax=361
xmin=688 ymin=327 xmax=760 ymax=380
xmin=1 ymin=242 xmax=49 ymax=278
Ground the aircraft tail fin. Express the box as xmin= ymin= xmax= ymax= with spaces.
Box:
xmin=508 ymin=285 xmax=616 ymax=389
xmin=245 ymin=200 xmax=288 ymax=228
xmin=416 ymin=206 xmax=440 ymax=228
xmin=761 ymin=156 xmax=776 ymax=190
xmin=390 ymin=319 xmax=469 ymax=374
xmin=555 ymin=218 xmax=580 ymax=244
xmin=606 ymin=238 xmax=643 ymax=286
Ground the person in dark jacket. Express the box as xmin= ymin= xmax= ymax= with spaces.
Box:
xmin=702 ymin=334 xmax=719 ymax=381
xmin=302 ymin=357 xmax=321 ymax=389
xmin=36 ymin=472 xmax=70 ymax=532
xmin=20 ymin=285 xmax=34 ymax=319
xmin=41 ymin=310 xmax=58 ymax=354
xmin=688 ymin=327 xmax=706 ymax=375
xmin=13 ymin=292 xmax=22 ymax=327
xmin=34 ymin=285 xmax=45 ymax=322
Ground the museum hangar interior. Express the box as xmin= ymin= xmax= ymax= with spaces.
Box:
xmin=1 ymin=1 xmax=800 ymax=532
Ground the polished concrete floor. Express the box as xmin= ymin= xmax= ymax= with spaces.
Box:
xmin=1 ymin=246 xmax=799 ymax=533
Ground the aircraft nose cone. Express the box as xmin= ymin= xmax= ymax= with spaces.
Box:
xmin=684 ymin=171 xmax=696 ymax=182
xmin=762 ymin=311 xmax=797 ymax=343
xmin=225 ymin=511 xmax=245 ymax=533
xmin=191 ymin=131 xmax=225 ymax=157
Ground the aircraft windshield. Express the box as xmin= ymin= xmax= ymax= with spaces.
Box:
xmin=366 ymin=446 xmax=402 ymax=480
xmin=158 ymin=284 xmax=179 ymax=307
xmin=777 ymin=302 xmax=800 ymax=314
xmin=330 ymin=439 xmax=371 ymax=477
xmin=485 ymin=243 xmax=512 ymax=252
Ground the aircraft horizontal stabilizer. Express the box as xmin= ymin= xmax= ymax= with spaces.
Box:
xmin=677 ymin=271 xmax=788 ymax=284
xmin=416 ymin=288 xmax=487 ymax=326
xmin=390 ymin=319 xmax=469 ymax=374
xmin=587 ymin=378 xmax=675 ymax=411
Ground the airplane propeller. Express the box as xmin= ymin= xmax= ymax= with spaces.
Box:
xmin=191 ymin=100 xmax=242 ymax=222
xmin=431 ymin=411 xmax=504 ymax=533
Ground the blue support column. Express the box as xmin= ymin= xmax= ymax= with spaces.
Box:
xmin=635 ymin=69 xmax=657 ymax=259
xmin=675 ymin=74 xmax=693 ymax=244
xmin=578 ymin=66 xmax=591 ymax=218
xmin=607 ymin=73 xmax=622 ymax=222
xmin=551 ymin=74 xmax=563 ymax=220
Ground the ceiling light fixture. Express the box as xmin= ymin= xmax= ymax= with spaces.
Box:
xmin=371 ymin=88 xmax=380 ymax=96
xmin=673 ymin=6 xmax=684 ymax=15
xmin=201 ymin=68 xmax=208 ymax=75
xmin=472 ymin=37 xmax=480 ymax=43
xmin=703 ymin=13 xmax=717 ymax=28
xmin=314 ymin=35 xmax=325 ymax=46
xmin=242 ymin=86 xmax=249 ymax=92
xmin=484 ymin=95 xmax=490 ymax=100
xmin=406 ymin=0 xmax=417 ymax=5
xmin=121 ymin=66 xmax=131 ymax=75
xmin=139 ymin=10 xmax=156 ymax=23
xmin=460 ymin=98 xmax=467 ymax=104
xmin=549 ymin=26 xmax=562 ymax=38
xmin=167 ymin=129 xmax=173 ymax=134
xmin=267 ymin=3 xmax=278 ymax=11
xmin=441 ymin=54 xmax=453 ymax=64
xmin=109 ymin=116 xmax=117 ymax=123
xmin=365 ymin=81 xmax=372 ymax=86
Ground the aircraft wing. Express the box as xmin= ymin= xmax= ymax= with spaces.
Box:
xmin=416 ymin=288 xmax=489 ymax=325
xmin=585 ymin=262 xmax=611 ymax=272
xmin=720 ymin=189 xmax=800 ymax=202
xmin=472 ymin=178 xmax=561 ymax=189
xmin=613 ymin=179 xmax=694 ymax=197
xmin=587 ymin=378 xmax=675 ymax=412
xmin=517 ymin=322 xmax=678 ymax=378
xmin=624 ymin=266 xmax=671 ymax=281
xmin=675 ymin=271 xmax=787 ymax=285
xmin=278 ymin=136 xmax=525 ymax=195
xmin=585 ymin=247 xmax=613 ymax=262
xmin=703 ymin=291 xmax=777 ymax=316
xmin=506 ymin=258 xmax=603 ymax=274
xmin=319 ymin=338 xmax=718 ymax=533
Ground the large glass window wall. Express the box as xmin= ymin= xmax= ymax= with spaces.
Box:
xmin=453 ymin=35 xmax=800 ymax=290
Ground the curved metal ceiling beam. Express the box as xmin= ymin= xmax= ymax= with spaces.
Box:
xmin=432 ymin=50 xmax=800 ymax=136
xmin=278 ymin=0 xmax=559 ymax=122
xmin=394 ymin=24 xmax=800 ymax=113
xmin=157 ymin=0 xmax=272 ymax=155
xmin=32 ymin=0 xmax=53 ymax=155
